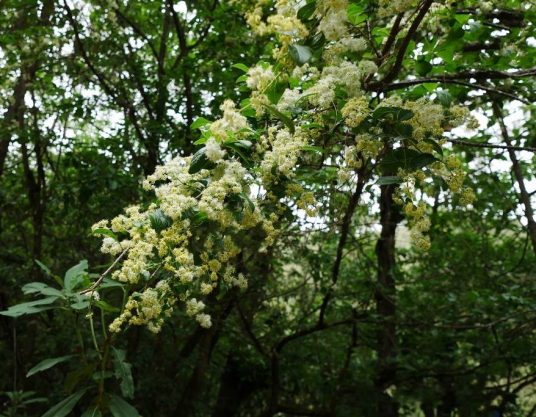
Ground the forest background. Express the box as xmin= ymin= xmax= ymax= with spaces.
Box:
xmin=1 ymin=0 xmax=536 ymax=416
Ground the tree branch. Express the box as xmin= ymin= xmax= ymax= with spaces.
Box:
xmin=371 ymin=0 xmax=435 ymax=90
xmin=80 ymin=249 xmax=129 ymax=295
xmin=447 ymin=139 xmax=536 ymax=152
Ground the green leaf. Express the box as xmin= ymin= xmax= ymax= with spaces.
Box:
xmin=149 ymin=209 xmax=173 ymax=233
xmin=35 ymin=260 xmax=51 ymax=276
xmin=64 ymin=260 xmax=88 ymax=292
xmin=94 ymin=300 xmax=120 ymax=312
xmin=375 ymin=176 xmax=403 ymax=185
xmin=109 ymin=395 xmax=139 ymax=417
xmin=264 ymin=105 xmax=295 ymax=134
xmin=297 ymin=1 xmax=316 ymax=21
xmin=380 ymin=148 xmax=420 ymax=172
xmin=437 ymin=90 xmax=453 ymax=107
xmin=193 ymin=137 xmax=207 ymax=145
xmin=191 ymin=211 xmax=208 ymax=225
xmin=23 ymin=282 xmax=64 ymax=298
xmin=91 ymin=228 xmax=118 ymax=241
xmin=234 ymin=139 xmax=252 ymax=148
xmin=238 ymin=192 xmax=255 ymax=212
xmin=188 ymin=148 xmax=217 ymax=174
xmin=112 ymin=348 xmax=134 ymax=399
xmin=301 ymin=145 xmax=325 ymax=154
xmin=372 ymin=107 xmax=414 ymax=123
xmin=301 ymin=123 xmax=324 ymax=129
xmin=190 ymin=117 xmax=211 ymax=130
xmin=70 ymin=298 xmax=90 ymax=311
xmin=99 ymin=277 xmax=126 ymax=289
xmin=231 ymin=63 xmax=249 ymax=73
xmin=423 ymin=83 xmax=439 ymax=93
xmin=81 ymin=407 xmax=103 ymax=417
xmin=289 ymin=44 xmax=312 ymax=65
xmin=409 ymin=153 xmax=439 ymax=170
xmin=0 ymin=297 xmax=59 ymax=318
xmin=92 ymin=371 xmax=113 ymax=381
xmin=423 ymin=138 xmax=444 ymax=156
xmin=27 ymin=355 xmax=76 ymax=378
xmin=41 ymin=389 xmax=87 ymax=417
xmin=347 ymin=4 xmax=366 ymax=25
xmin=416 ymin=60 xmax=433 ymax=76
xmin=455 ymin=14 xmax=471 ymax=25
xmin=265 ymin=81 xmax=287 ymax=105
xmin=392 ymin=123 xmax=414 ymax=138
xmin=223 ymin=142 xmax=251 ymax=166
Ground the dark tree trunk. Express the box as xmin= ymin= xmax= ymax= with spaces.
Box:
xmin=374 ymin=183 xmax=403 ymax=417
xmin=211 ymin=354 xmax=256 ymax=417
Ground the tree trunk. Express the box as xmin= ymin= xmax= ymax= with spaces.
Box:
xmin=374 ymin=183 xmax=403 ymax=417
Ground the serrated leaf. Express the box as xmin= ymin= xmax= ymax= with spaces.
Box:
xmin=109 ymin=395 xmax=139 ymax=417
xmin=23 ymin=282 xmax=64 ymax=298
xmin=0 ymin=297 xmax=59 ymax=318
xmin=27 ymin=355 xmax=76 ymax=377
xmin=188 ymin=148 xmax=217 ymax=174
xmin=112 ymin=348 xmax=134 ymax=399
xmin=190 ymin=117 xmax=211 ymax=130
xmin=232 ymin=63 xmax=249 ymax=73
xmin=64 ymin=260 xmax=88 ymax=292
xmin=264 ymin=105 xmax=295 ymax=134
xmin=289 ymin=44 xmax=312 ymax=65
xmin=42 ymin=389 xmax=87 ymax=417
xmin=375 ymin=176 xmax=403 ymax=186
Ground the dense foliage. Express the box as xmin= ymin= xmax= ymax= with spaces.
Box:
xmin=1 ymin=0 xmax=536 ymax=416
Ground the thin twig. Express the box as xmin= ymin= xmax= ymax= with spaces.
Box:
xmin=447 ymin=139 xmax=536 ymax=152
xmin=80 ymin=249 xmax=129 ymax=295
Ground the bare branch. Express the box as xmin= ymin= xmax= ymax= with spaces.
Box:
xmin=447 ymin=139 xmax=536 ymax=152
xmin=80 ymin=249 xmax=129 ymax=295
